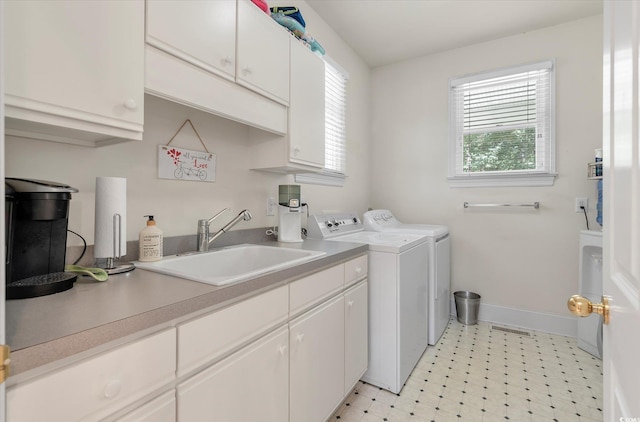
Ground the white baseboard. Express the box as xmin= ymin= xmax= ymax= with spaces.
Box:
xmin=450 ymin=298 xmax=577 ymax=338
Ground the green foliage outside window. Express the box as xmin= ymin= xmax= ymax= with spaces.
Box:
xmin=462 ymin=127 xmax=536 ymax=172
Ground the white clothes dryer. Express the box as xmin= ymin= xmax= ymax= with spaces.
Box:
xmin=307 ymin=212 xmax=429 ymax=394
xmin=363 ymin=209 xmax=451 ymax=345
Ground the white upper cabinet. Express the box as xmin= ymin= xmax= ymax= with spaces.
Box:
xmin=236 ymin=0 xmax=290 ymax=106
xmin=144 ymin=0 xmax=288 ymax=135
xmin=146 ymin=0 xmax=236 ymax=81
xmin=250 ymin=38 xmax=325 ymax=173
xmin=289 ymin=38 xmax=325 ymax=168
xmin=3 ymin=0 xmax=145 ymax=147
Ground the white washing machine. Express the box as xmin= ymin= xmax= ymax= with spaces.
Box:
xmin=307 ymin=212 xmax=429 ymax=394
xmin=363 ymin=209 xmax=451 ymax=345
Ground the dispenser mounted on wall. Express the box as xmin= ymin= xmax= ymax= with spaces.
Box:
xmin=278 ymin=185 xmax=306 ymax=243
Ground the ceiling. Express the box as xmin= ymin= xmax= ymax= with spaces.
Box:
xmin=304 ymin=0 xmax=603 ymax=68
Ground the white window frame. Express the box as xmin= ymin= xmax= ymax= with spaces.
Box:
xmin=296 ymin=56 xmax=348 ymax=187
xmin=448 ymin=60 xmax=557 ymax=188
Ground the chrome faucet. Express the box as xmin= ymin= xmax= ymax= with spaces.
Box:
xmin=197 ymin=209 xmax=253 ymax=252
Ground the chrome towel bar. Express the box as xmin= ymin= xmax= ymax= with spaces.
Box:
xmin=463 ymin=202 xmax=540 ymax=209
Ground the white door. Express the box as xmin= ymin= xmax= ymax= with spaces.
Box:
xmin=1 ymin=1 xmax=7 ymax=420
xmin=603 ymin=0 xmax=640 ymax=419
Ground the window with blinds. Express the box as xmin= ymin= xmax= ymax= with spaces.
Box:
xmin=296 ymin=57 xmax=348 ymax=186
xmin=448 ymin=60 xmax=556 ymax=187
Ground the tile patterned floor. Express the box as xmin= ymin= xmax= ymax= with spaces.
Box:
xmin=332 ymin=319 xmax=603 ymax=422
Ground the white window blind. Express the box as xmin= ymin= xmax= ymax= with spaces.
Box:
xmin=448 ymin=60 xmax=556 ymax=187
xmin=324 ymin=60 xmax=347 ymax=174
xmin=296 ymin=57 xmax=348 ymax=186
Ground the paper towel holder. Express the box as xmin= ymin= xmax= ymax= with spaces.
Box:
xmin=94 ymin=213 xmax=134 ymax=274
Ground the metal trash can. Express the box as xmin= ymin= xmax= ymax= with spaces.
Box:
xmin=454 ymin=291 xmax=481 ymax=325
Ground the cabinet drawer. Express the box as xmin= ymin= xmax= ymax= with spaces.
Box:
xmin=177 ymin=285 xmax=288 ymax=376
xmin=345 ymin=255 xmax=368 ymax=287
xmin=289 ymin=265 xmax=344 ymax=316
xmin=117 ymin=390 xmax=176 ymax=422
xmin=7 ymin=329 xmax=176 ymax=422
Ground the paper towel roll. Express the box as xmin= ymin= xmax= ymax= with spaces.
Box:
xmin=94 ymin=177 xmax=127 ymax=259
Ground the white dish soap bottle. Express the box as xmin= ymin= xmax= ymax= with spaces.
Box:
xmin=139 ymin=215 xmax=163 ymax=262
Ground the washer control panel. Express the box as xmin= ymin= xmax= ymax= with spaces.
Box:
xmin=363 ymin=209 xmax=399 ymax=228
xmin=307 ymin=212 xmax=364 ymax=239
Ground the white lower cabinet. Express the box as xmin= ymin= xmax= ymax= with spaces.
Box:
xmin=175 ymin=256 xmax=367 ymax=422
xmin=290 ymin=295 xmax=346 ymax=422
xmin=8 ymin=255 xmax=368 ymax=422
xmin=177 ymin=326 xmax=289 ymax=422
xmin=345 ymin=280 xmax=369 ymax=392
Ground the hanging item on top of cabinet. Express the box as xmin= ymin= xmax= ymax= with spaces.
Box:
xmin=269 ymin=7 xmax=325 ymax=55
xmin=158 ymin=119 xmax=216 ymax=183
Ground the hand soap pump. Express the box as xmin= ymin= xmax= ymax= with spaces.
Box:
xmin=139 ymin=215 xmax=163 ymax=262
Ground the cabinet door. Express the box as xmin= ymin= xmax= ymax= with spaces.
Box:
xmin=4 ymin=0 xmax=144 ymax=144
xmin=177 ymin=326 xmax=289 ymax=422
xmin=290 ymin=295 xmax=345 ymax=422
xmin=236 ymin=0 xmax=290 ymax=105
xmin=345 ymin=280 xmax=368 ymax=392
xmin=289 ymin=39 xmax=326 ymax=169
xmin=146 ymin=0 xmax=236 ymax=81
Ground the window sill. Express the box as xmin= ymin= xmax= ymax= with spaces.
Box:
xmin=448 ymin=173 xmax=556 ymax=188
xmin=295 ymin=171 xmax=346 ymax=187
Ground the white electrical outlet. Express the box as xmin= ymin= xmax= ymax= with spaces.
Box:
xmin=266 ymin=197 xmax=276 ymax=216
xmin=575 ymin=197 xmax=589 ymax=213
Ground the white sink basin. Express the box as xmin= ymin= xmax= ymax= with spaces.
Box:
xmin=134 ymin=244 xmax=326 ymax=286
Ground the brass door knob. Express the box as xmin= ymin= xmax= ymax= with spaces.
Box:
xmin=567 ymin=295 xmax=610 ymax=325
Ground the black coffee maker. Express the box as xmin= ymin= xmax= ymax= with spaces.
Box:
xmin=5 ymin=178 xmax=79 ymax=299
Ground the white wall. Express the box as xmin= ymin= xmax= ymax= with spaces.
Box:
xmin=370 ymin=16 xmax=603 ymax=324
xmin=4 ymin=1 xmax=371 ymax=246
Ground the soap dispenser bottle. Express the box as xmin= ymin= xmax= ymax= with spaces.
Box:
xmin=139 ymin=215 xmax=163 ymax=262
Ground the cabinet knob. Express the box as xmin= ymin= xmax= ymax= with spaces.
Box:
xmin=348 ymin=300 xmax=354 ymax=308
xmin=123 ymin=98 xmax=137 ymax=111
xmin=296 ymin=333 xmax=305 ymax=343
xmin=242 ymin=66 xmax=252 ymax=76
xmin=355 ymin=267 xmax=363 ymax=274
xmin=221 ymin=56 xmax=233 ymax=66
xmin=103 ymin=379 xmax=122 ymax=399
xmin=278 ymin=345 xmax=287 ymax=356
xmin=293 ymin=148 xmax=300 ymax=156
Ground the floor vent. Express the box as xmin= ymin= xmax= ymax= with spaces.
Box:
xmin=491 ymin=325 xmax=532 ymax=337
